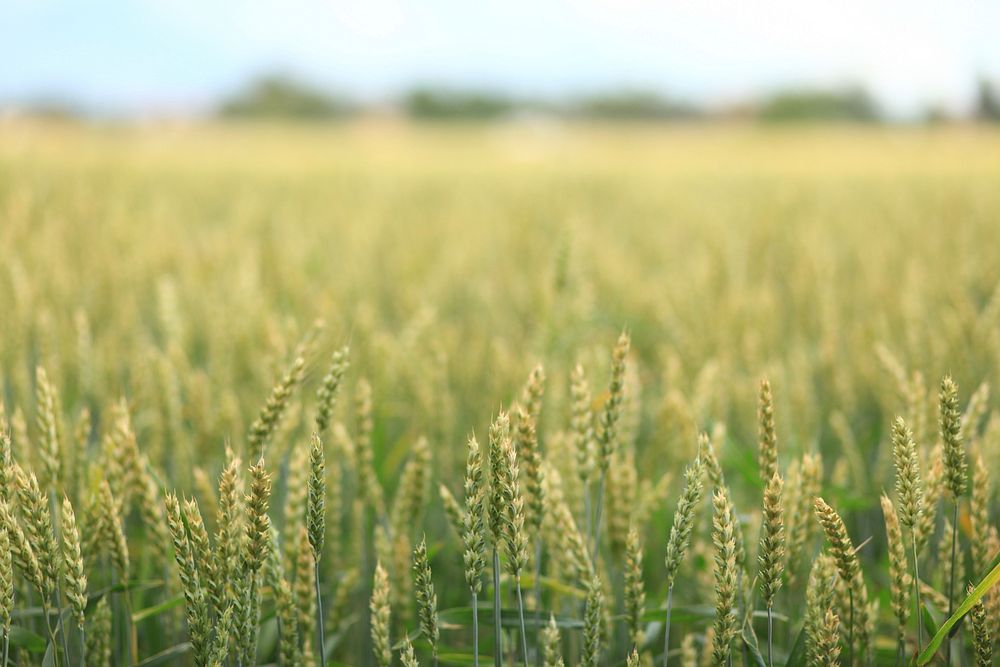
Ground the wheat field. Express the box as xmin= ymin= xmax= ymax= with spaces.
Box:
xmin=1 ymin=120 xmax=1000 ymax=666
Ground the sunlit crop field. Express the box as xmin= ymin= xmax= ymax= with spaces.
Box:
xmin=1 ymin=120 xmax=999 ymax=666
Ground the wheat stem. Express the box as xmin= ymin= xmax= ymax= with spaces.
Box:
xmin=946 ymin=500 xmax=959 ymax=665
xmin=314 ymin=561 xmax=326 ymax=667
xmin=493 ymin=548 xmax=503 ymax=667
xmin=472 ymin=590 xmax=480 ymax=667
xmin=54 ymin=580 xmax=71 ymax=667
xmin=127 ymin=594 xmax=138 ymax=666
xmin=848 ymin=587 xmax=854 ymax=667
xmin=48 ymin=491 xmax=72 ymax=667
xmin=663 ymin=584 xmax=674 ymax=667
xmin=591 ymin=473 xmax=605 ymax=565
xmin=516 ymin=578 xmax=529 ymax=667
xmin=911 ymin=534 xmax=923 ymax=655
xmin=41 ymin=599 xmax=60 ymax=667
xmin=533 ymin=539 xmax=542 ymax=666
xmin=767 ymin=607 xmax=773 ymax=667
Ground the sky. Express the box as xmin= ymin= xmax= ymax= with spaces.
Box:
xmin=2 ymin=0 xmax=999 ymax=118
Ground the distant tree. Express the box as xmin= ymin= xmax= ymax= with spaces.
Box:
xmin=572 ymin=90 xmax=700 ymax=120
xmin=403 ymin=87 xmax=513 ymax=120
xmin=922 ymin=105 xmax=951 ymax=125
xmin=975 ymin=78 xmax=1000 ymax=122
xmin=14 ymin=96 xmax=84 ymax=120
xmin=758 ymin=87 xmax=879 ymax=122
xmin=217 ymin=75 xmax=352 ymax=120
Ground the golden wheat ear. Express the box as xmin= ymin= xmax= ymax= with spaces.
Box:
xmin=370 ymin=561 xmax=392 ymax=667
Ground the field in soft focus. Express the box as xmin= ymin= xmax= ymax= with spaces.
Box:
xmin=4 ymin=121 xmax=999 ymax=467
xmin=2 ymin=120 xmax=1000 ymax=664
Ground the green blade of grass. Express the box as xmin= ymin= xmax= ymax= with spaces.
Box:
xmin=131 ymin=595 xmax=185 ymax=623
xmin=8 ymin=626 xmax=48 ymax=653
xmin=915 ymin=557 xmax=1000 ymax=665
xmin=134 ymin=642 xmax=193 ymax=667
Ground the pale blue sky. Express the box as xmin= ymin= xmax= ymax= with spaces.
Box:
xmin=2 ymin=0 xmax=999 ymax=117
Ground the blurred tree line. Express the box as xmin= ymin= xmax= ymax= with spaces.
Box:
xmin=216 ymin=74 xmax=886 ymax=122
xmin=756 ymin=86 xmax=878 ymax=122
xmin=217 ymin=75 xmax=355 ymax=119
xmin=10 ymin=72 xmax=1000 ymax=123
xmin=977 ymin=78 xmax=1000 ymax=121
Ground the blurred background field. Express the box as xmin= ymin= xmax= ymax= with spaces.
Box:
xmin=3 ymin=118 xmax=1000 ymax=502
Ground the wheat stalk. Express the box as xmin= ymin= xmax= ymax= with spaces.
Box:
xmin=315 ymin=345 xmax=350 ymax=436
xmin=804 ymin=554 xmax=838 ymax=667
xmin=969 ymin=583 xmax=993 ymax=667
xmin=86 ymin=596 xmax=112 ymax=667
xmin=583 ymin=574 xmax=604 ymax=667
xmin=266 ymin=527 xmax=301 ymax=667
xmin=401 ymin=634 xmax=420 ymax=667
xmin=570 ymin=363 xmax=595 ymax=542
xmin=354 ymin=378 xmax=386 ymax=518
xmin=514 ymin=402 xmax=545 ymax=536
xmin=542 ymin=464 xmax=593 ymax=585
xmin=592 ymin=331 xmax=630 ymax=564
xmin=216 ymin=454 xmax=243 ymax=613
xmin=757 ymin=378 xmax=778 ymax=484
xmin=542 ymin=614 xmax=564 ymax=667
xmin=371 ymin=561 xmax=392 ymax=667
xmin=880 ymin=494 xmax=910 ymax=662
xmin=294 ymin=526 xmax=318 ymax=667
xmin=813 ymin=497 xmax=869 ymax=664
xmin=663 ymin=453 xmax=705 ymax=667
xmin=513 ymin=399 xmax=546 ymax=640
xmin=0 ymin=527 xmax=11 ymax=667
xmin=498 ymin=422 xmax=530 ymax=667
xmin=970 ymin=452 xmax=992 ymax=574
xmin=624 ymin=526 xmax=645 ymax=652
xmin=680 ymin=634 xmax=697 ymax=667
xmin=939 ymin=375 xmax=965 ymax=662
xmin=248 ymin=355 xmax=305 ymax=462
xmin=758 ymin=472 xmax=784 ymax=667
xmin=712 ymin=489 xmax=738 ymax=667
xmin=236 ymin=458 xmax=272 ymax=666
xmin=392 ymin=436 xmax=432 ymax=540
xmin=165 ymin=492 xmax=212 ymax=665
xmin=786 ymin=453 xmax=822 ymax=583
xmin=891 ymin=415 xmax=925 ymax=653
xmin=439 ymin=483 xmax=465 ymax=539
xmin=60 ymin=495 xmax=88 ymax=667
xmin=462 ymin=434 xmax=487 ymax=667
xmin=34 ymin=366 xmax=62 ymax=492
xmin=414 ymin=535 xmax=441 ymax=665
xmin=306 ymin=432 xmax=327 ymax=666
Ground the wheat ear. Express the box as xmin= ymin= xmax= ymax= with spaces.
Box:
xmin=462 ymin=434 xmax=487 ymax=667
xmin=414 ymin=535 xmax=440 ymax=665
xmin=592 ymin=331 xmax=630 ymax=564
xmin=624 ymin=526 xmax=645 ymax=652
xmin=712 ymin=489 xmax=739 ymax=667
xmin=583 ymin=574 xmax=604 ymax=667
xmin=371 ymin=561 xmax=392 ymax=667
xmin=880 ymin=494 xmax=911 ymax=662
xmin=542 ymin=613 xmax=565 ymax=667
xmin=663 ymin=453 xmax=705 ymax=667
xmin=759 ymin=472 xmax=784 ymax=667
xmin=939 ymin=375 xmax=965 ymax=663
